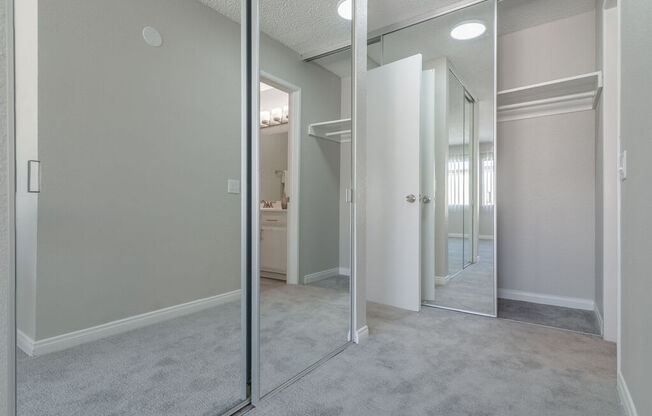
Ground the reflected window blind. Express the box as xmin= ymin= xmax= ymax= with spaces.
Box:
xmin=481 ymin=152 xmax=494 ymax=207
xmin=447 ymin=154 xmax=469 ymax=207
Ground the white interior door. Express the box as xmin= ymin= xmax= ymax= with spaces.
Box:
xmin=366 ymin=54 xmax=422 ymax=312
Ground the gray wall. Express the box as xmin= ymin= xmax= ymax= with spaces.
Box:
xmin=260 ymin=35 xmax=342 ymax=283
xmin=498 ymin=10 xmax=596 ymax=90
xmin=497 ymin=112 xmax=596 ymax=301
xmin=260 ymin=131 xmax=288 ymax=201
xmin=620 ymin=0 xmax=652 ymax=413
xmin=33 ymin=0 xmax=244 ymax=340
xmin=27 ymin=0 xmax=340 ymax=339
xmin=497 ymin=11 xmax=597 ymax=303
xmin=1 ymin=0 xmax=11 ymax=412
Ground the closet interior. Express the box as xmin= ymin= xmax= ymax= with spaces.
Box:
xmin=496 ymin=0 xmax=616 ymax=337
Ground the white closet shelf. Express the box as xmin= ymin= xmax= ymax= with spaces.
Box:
xmin=497 ymin=71 xmax=603 ymax=122
xmin=308 ymin=118 xmax=351 ymax=143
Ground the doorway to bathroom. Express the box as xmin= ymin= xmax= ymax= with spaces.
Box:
xmin=259 ymin=75 xmax=300 ymax=287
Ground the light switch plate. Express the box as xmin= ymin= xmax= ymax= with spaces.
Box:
xmin=27 ymin=160 xmax=41 ymax=193
xmin=227 ymin=179 xmax=241 ymax=194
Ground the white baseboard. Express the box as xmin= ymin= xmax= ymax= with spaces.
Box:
xmin=338 ymin=267 xmax=351 ymax=277
xmin=617 ymin=371 xmax=639 ymax=416
xmin=435 ymin=275 xmax=452 ymax=286
xmin=18 ymin=289 xmax=241 ymax=357
xmin=17 ymin=329 xmax=35 ymax=356
xmin=498 ymin=288 xmax=595 ymax=311
xmin=353 ymin=325 xmax=369 ymax=344
xmin=260 ymin=270 xmax=287 ymax=280
xmin=304 ymin=267 xmax=340 ymax=284
xmin=594 ymin=305 xmax=604 ymax=337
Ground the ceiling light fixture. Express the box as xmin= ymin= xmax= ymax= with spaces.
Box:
xmin=450 ymin=21 xmax=486 ymax=40
xmin=337 ymin=0 xmax=352 ymax=20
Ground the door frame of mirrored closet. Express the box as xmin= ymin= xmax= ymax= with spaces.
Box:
xmin=248 ymin=0 xmax=360 ymax=405
xmin=5 ymin=0 xmax=362 ymax=414
xmin=418 ymin=0 xmax=497 ymax=318
xmin=350 ymin=0 xmax=498 ymax=318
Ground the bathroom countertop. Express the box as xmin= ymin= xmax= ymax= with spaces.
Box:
xmin=260 ymin=207 xmax=287 ymax=213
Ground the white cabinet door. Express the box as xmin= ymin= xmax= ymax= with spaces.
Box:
xmin=260 ymin=227 xmax=287 ymax=275
xmin=366 ymin=54 xmax=422 ymax=312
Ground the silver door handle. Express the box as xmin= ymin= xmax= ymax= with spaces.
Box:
xmin=422 ymin=195 xmax=431 ymax=204
xmin=406 ymin=194 xmax=417 ymax=203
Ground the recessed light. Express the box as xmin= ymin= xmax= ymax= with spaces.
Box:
xmin=450 ymin=21 xmax=486 ymax=40
xmin=337 ymin=0 xmax=352 ymax=20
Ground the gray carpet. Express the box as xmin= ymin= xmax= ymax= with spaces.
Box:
xmin=260 ymin=277 xmax=350 ymax=396
xmin=433 ymin=239 xmax=494 ymax=315
xmin=448 ymin=236 xmax=466 ymax=275
xmin=17 ymin=277 xmax=350 ymax=416
xmin=498 ymin=298 xmax=601 ymax=335
xmin=248 ymin=302 xmax=623 ymax=416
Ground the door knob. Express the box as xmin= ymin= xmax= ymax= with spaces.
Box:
xmin=422 ymin=195 xmax=431 ymax=204
xmin=406 ymin=194 xmax=417 ymax=203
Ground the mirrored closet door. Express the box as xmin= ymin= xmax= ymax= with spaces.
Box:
xmin=257 ymin=0 xmax=353 ymax=399
xmin=15 ymin=0 xmax=248 ymax=414
xmin=380 ymin=0 xmax=496 ymax=316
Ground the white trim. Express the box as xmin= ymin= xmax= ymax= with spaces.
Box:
xmin=497 ymin=72 xmax=603 ymax=123
xmin=435 ymin=275 xmax=452 ymax=286
xmin=448 ymin=233 xmax=492 ymax=240
xmin=260 ymin=72 xmax=301 ymax=287
xmin=338 ymin=267 xmax=351 ymax=277
xmin=498 ymin=288 xmax=595 ymax=311
xmin=304 ymin=267 xmax=340 ymax=284
xmin=353 ymin=325 xmax=368 ymax=344
xmin=595 ymin=305 xmax=604 ymax=337
xmin=498 ymin=94 xmax=597 ymax=122
xmin=617 ymin=371 xmax=639 ymax=416
xmin=16 ymin=330 xmax=33 ymax=357
xmin=18 ymin=290 xmax=241 ymax=357
xmin=616 ymin=0 xmax=622 ymax=373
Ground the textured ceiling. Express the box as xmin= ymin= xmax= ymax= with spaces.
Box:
xmin=199 ymin=0 xmax=473 ymax=57
xmin=199 ymin=0 xmax=597 ymax=58
xmin=383 ymin=0 xmax=494 ymax=100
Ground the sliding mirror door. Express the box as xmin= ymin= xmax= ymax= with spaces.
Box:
xmin=257 ymin=0 xmax=352 ymax=398
xmin=381 ymin=0 xmax=496 ymax=316
xmin=15 ymin=0 xmax=248 ymax=414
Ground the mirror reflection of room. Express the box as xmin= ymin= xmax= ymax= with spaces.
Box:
xmin=14 ymin=0 xmax=353 ymax=413
xmin=259 ymin=82 xmax=290 ymax=282
xmin=371 ymin=0 xmax=496 ymax=316
xmin=15 ymin=1 xmax=248 ymax=415
xmin=257 ymin=0 xmax=353 ymax=397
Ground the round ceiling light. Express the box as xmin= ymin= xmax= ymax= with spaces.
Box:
xmin=450 ymin=21 xmax=486 ymax=40
xmin=337 ymin=0 xmax=352 ymax=20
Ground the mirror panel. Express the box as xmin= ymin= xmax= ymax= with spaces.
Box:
xmin=381 ymin=0 xmax=496 ymax=316
xmin=258 ymin=0 xmax=352 ymax=397
xmin=16 ymin=0 xmax=247 ymax=414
